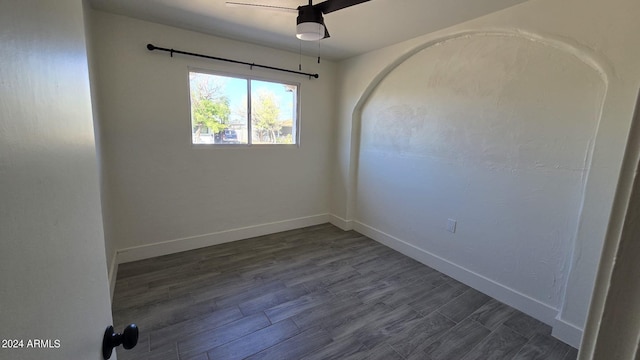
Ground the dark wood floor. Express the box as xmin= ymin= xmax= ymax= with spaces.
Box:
xmin=112 ymin=223 xmax=578 ymax=360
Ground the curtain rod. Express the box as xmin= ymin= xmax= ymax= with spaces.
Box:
xmin=146 ymin=44 xmax=319 ymax=79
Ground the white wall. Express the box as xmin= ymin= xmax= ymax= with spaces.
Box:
xmin=83 ymin=0 xmax=118 ymax=297
xmin=90 ymin=11 xmax=336 ymax=264
xmin=0 ymin=0 xmax=113 ymax=358
xmin=359 ymin=32 xmax=604 ymax=309
xmin=332 ymin=0 xmax=640 ymax=349
xmin=585 ymin=91 xmax=640 ymax=360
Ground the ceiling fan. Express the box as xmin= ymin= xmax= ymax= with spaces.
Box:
xmin=226 ymin=0 xmax=372 ymax=41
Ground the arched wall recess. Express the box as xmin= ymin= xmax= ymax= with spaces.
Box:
xmin=344 ymin=29 xmax=611 ymax=343
xmin=346 ymin=29 xmax=611 ymax=220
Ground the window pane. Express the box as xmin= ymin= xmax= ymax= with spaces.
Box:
xmin=250 ymin=80 xmax=297 ymax=144
xmin=189 ymin=72 xmax=248 ymax=144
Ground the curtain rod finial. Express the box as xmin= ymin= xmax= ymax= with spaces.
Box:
xmin=147 ymin=44 xmax=156 ymax=51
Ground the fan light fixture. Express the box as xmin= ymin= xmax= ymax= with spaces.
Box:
xmin=296 ymin=22 xmax=325 ymax=41
xmin=296 ymin=5 xmax=326 ymax=41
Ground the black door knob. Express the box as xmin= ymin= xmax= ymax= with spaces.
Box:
xmin=102 ymin=324 xmax=139 ymax=359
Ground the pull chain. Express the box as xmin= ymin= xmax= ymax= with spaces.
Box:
xmin=299 ymin=40 xmax=302 ymax=71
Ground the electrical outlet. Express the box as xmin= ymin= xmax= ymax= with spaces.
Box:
xmin=447 ymin=219 xmax=457 ymax=233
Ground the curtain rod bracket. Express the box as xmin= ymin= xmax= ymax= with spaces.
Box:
xmin=146 ymin=43 xmax=319 ymax=79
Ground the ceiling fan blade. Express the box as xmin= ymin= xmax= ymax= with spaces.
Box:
xmin=314 ymin=0 xmax=370 ymax=14
xmin=225 ymin=2 xmax=298 ymax=13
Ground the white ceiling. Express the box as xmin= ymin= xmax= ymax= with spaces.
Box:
xmin=88 ymin=0 xmax=528 ymax=60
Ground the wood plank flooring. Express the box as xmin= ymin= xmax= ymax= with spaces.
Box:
xmin=112 ymin=224 xmax=578 ymax=360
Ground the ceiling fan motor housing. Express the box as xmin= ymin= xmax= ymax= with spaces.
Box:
xmin=297 ymin=5 xmax=324 ymax=26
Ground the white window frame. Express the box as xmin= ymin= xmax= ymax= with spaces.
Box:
xmin=188 ymin=67 xmax=301 ymax=147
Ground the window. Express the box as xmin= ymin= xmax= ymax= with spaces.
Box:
xmin=189 ymin=70 xmax=298 ymax=145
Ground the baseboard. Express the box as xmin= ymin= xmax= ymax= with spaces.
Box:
xmin=108 ymin=251 xmax=118 ymax=301
xmin=329 ymin=214 xmax=354 ymax=231
xmin=116 ymin=214 xmax=330 ymax=264
xmin=353 ymin=221 xmax=559 ymax=326
xmin=552 ymin=317 xmax=583 ymax=349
